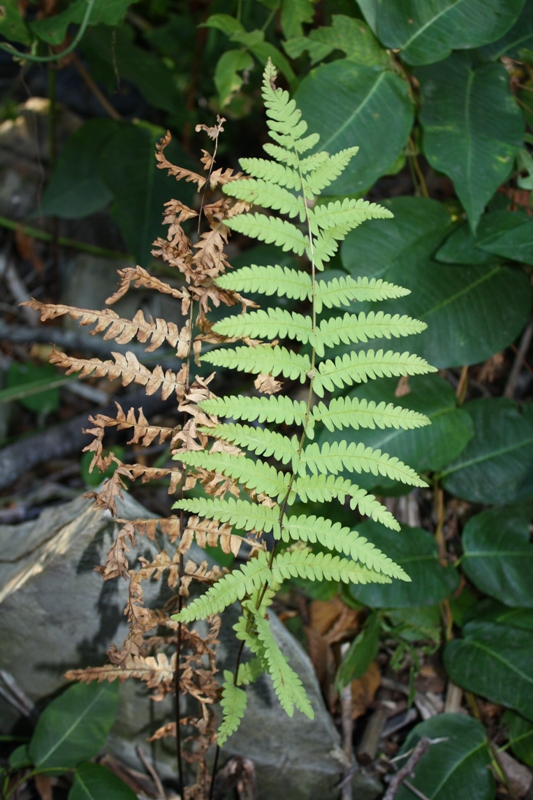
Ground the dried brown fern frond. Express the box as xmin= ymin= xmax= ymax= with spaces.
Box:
xmin=29 ymin=120 xmax=251 ymax=799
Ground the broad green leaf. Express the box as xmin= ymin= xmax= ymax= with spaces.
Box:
xmin=416 ymin=52 xmax=524 ymax=231
xmin=6 ymin=362 xmax=61 ymax=415
xmin=436 ymin=223 xmax=500 ymax=266
xmin=474 ymin=210 xmax=533 ymax=264
xmin=214 ymin=49 xmax=255 ymax=106
xmin=462 ymin=505 xmax=533 ymax=607
xmin=318 ymin=374 xmax=474 ymax=493
xmin=81 ymin=24 xmax=182 ymax=115
xmin=342 ymin=195 xmax=450 ymax=277
xmin=295 ymin=61 xmax=413 ymax=194
xmin=341 ymin=197 xmax=531 ymax=368
xmin=395 ymin=715 xmax=494 ymax=800
xmin=0 ymin=0 xmax=31 ymax=44
xmin=30 ymin=0 xmax=139 ymax=44
xmin=69 ymin=762 xmax=137 ymax=800
xmin=466 ymin=600 xmax=533 ymax=631
xmin=9 ymin=744 xmax=31 ymax=770
xmin=203 ymin=13 xmax=246 ymax=38
xmin=286 ymin=15 xmax=388 ymax=67
xmin=346 ymin=521 xmax=459 ymax=608
xmin=445 ymin=621 xmax=533 ymax=720
xmin=335 ymin=611 xmax=380 ymax=690
xmin=503 ymin=710 xmax=533 ymax=767
xmin=99 ymin=122 xmax=194 ymax=267
xmin=374 ymin=0 xmax=524 ymax=65
xmin=440 ymin=399 xmax=533 ymax=505
xmin=29 ymin=682 xmax=119 ymax=770
xmin=280 ymin=0 xmax=314 ymax=39
xmin=41 ymin=120 xmax=118 ymax=218
xmin=480 ymin=1 xmax=533 ymax=60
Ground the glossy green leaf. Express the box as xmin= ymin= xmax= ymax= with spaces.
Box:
xmin=295 ymin=61 xmax=413 ymax=194
xmin=29 ymin=682 xmax=119 ymax=770
xmin=462 ymin=505 xmax=533 ymax=607
xmin=395 ymin=714 xmax=494 ymax=800
xmin=440 ymin=399 xmax=533 ymax=505
xmin=41 ymin=120 xmax=117 ymax=218
xmin=6 ymin=362 xmax=61 ymax=415
xmin=503 ymin=710 xmax=533 ymax=767
xmin=341 ymin=197 xmax=531 ymax=367
xmin=99 ymin=122 xmax=194 ymax=267
xmin=445 ymin=621 xmax=533 ymax=720
xmin=69 ymin=763 xmax=137 ymax=800
xmin=374 ymin=0 xmax=524 ymax=65
xmin=335 ymin=612 xmax=380 ymax=690
xmin=318 ymin=374 xmax=474 ymax=493
xmin=480 ymin=1 xmax=533 ymax=60
xmin=30 ymin=0 xmax=139 ymax=44
xmin=346 ymin=521 xmax=459 ymax=608
xmin=435 ymin=223 xmax=499 ymax=266
xmin=474 ymin=210 xmax=533 ymax=264
xmin=0 ymin=0 xmax=32 ymax=44
xmin=416 ymin=52 xmax=524 ymax=231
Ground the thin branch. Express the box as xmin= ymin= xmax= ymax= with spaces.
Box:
xmin=383 ymin=737 xmax=433 ymax=800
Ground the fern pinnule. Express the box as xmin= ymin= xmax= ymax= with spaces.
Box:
xmin=199 ymin=394 xmax=309 ymax=428
xmin=218 ymin=673 xmax=248 ymax=747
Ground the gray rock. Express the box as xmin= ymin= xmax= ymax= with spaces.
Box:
xmin=0 ymin=493 xmax=350 ymax=799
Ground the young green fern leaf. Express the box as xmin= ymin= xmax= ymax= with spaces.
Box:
xmin=172 ymin=59 xmax=436 ymax=747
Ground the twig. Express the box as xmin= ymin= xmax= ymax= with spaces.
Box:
xmin=444 ymin=681 xmax=463 ymax=714
xmin=71 ymin=53 xmax=122 ymax=121
xmin=0 ymin=215 xmax=130 ymax=261
xmin=0 ymin=669 xmax=39 ymax=722
xmin=402 ymin=779 xmax=431 ymax=800
xmin=504 ymin=317 xmax=533 ymax=398
xmin=357 ymin=705 xmax=389 ymax=765
xmin=136 ymin=746 xmax=165 ymax=799
xmin=383 ymin=737 xmax=431 ymax=800
xmin=0 ymin=389 xmax=174 ymax=491
xmin=340 ymin=644 xmax=354 ymax=800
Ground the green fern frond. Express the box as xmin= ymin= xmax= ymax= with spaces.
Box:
xmin=291 ymin=473 xmax=400 ymax=531
xmin=304 ymin=148 xmax=359 ymax=194
xmin=309 ymin=198 xmax=392 ymax=232
xmin=201 ymin=344 xmax=311 ymax=381
xmin=313 ymin=349 xmax=436 ymax=396
xmin=237 ymin=657 xmax=266 ymax=686
xmin=312 ymin=226 xmax=352 ymax=270
xmin=247 ymin=605 xmax=314 ymax=718
xmin=218 ymin=672 xmax=248 ymax=747
xmin=174 ymin=552 xmax=273 ymax=621
xmin=175 ymin=450 xmax=291 ymax=502
xmin=202 ymin=423 xmax=300 ymax=467
xmin=213 ymin=308 xmax=312 ymax=345
xmin=238 ymin=158 xmax=301 ymax=190
xmin=299 ymin=151 xmax=330 ymax=173
xmin=312 ymin=396 xmax=430 ymax=432
xmin=261 ymin=59 xmax=318 ymax=154
xmin=199 ymin=394 xmax=308 ymax=428
xmin=271 ymin=548 xmax=392 ymax=585
xmin=215 ymin=265 xmax=311 ymax=301
xmin=300 ymin=441 xmax=427 ymax=487
xmin=280 ymin=513 xmax=407 ymax=579
xmin=313 ymin=311 xmax=427 ymax=355
xmin=224 ymin=213 xmax=307 ymax=255
xmin=173 ymin=496 xmax=281 ymax=535
xmin=223 ymin=179 xmax=306 ymax=220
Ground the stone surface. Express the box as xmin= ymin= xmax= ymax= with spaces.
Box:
xmin=0 ymin=492 xmax=354 ymax=799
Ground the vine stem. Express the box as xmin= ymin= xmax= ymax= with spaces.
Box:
xmin=209 ymin=137 xmax=319 ymax=798
xmin=0 ymin=0 xmax=97 ymax=63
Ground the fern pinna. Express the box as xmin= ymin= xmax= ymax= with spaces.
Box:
xmin=171 ymin=59 xmax=436 ymax=745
